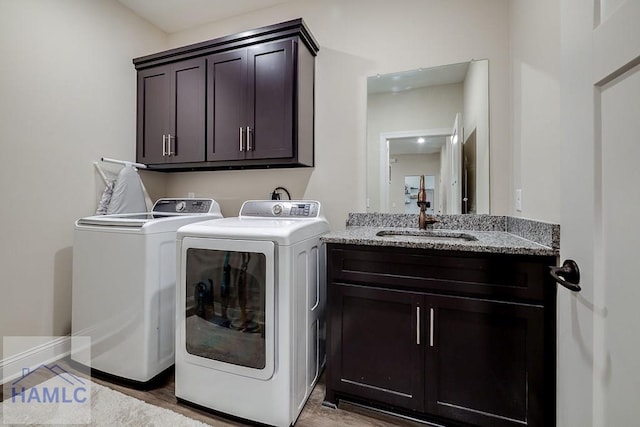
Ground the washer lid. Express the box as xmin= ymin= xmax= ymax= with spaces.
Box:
xmin=77 ymin=212 xmax=183 ymax=228
xmin=76 ymin=198 xmax=223 ymax=230
xmin=76 ymin=212 xmax=224 ymax=231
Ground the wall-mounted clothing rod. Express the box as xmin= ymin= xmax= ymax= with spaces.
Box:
xmin=101 ymin=157 xmax=147 ymax=169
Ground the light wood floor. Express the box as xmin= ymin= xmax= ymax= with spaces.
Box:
xmin=3 ymin=357 xmax=425 ymax=427
xmin=92 ymin=368 xmax=426 ymax=426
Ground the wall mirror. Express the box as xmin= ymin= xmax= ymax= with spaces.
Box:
xmin=366 ymin=60 xmax=489 ymax=215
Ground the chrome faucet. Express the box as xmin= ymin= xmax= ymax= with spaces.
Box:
xmin=417 ymin=174 xmax=439 ymax=230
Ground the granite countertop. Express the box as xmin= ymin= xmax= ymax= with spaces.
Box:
xmin=321 ymin=213 xmax=560 ymax=257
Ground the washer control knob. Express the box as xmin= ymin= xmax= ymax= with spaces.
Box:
xmin=272 ymin=204 xmax=283 ymax=216
xmin=176 ymin=201 xmax=186 ymax=213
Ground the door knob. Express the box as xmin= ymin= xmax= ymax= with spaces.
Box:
xmin=549 ymin=259 xmax=581 ymax=292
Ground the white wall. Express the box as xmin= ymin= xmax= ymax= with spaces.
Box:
xmin=367 ymin=83 xmax=463 ymax=212
xmin=0 ymin=0 xmax=167 ymax=356
xmin=164 ymin=0 xmax=512 ymax=227
xmin=510 ymin=0 xmax=562 ymax=222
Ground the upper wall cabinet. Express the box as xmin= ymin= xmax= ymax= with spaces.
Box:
xmin=137 ymin=58 xmax=206 ymax=164
xmin=133 ymin=19 xmax=319 ymax=172
xmin=208 ymin=40 xmax=294 ymax=162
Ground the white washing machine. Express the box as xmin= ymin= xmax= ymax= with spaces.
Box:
xmin=71 ymin=198 xmax=223 ymax=385
xmin=175 ymin=200 xmax=329 ymax=426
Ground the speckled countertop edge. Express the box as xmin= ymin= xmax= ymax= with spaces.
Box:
xmin=322 ymin=227 xmax=557 ymax=256
xmin=506 ymin=216 xmax=560 ymax=249
xmin=324 ymin=213 xmax=560 ymax=256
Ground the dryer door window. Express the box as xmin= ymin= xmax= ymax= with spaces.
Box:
xmin=180 ymin=238 xmax=275 ymax=380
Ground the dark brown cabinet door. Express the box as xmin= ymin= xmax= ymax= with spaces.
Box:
xmin=247 ymin=40 xmax=294 ymax=160
xmin=327 ymin=283 xmax=425 ymax=412
xmin=136 ymin=58 xmax=205 ymax=164
xmin=137 ymin=65 xmax=170 ymax=164
xmin=425 ymin=295 xmax=545 ymax=427
xmin=207 ymin=40 xmax=295 ymax=162
xmin=170 ymin=58 xmax=206 ymax=163
xmin=206 ymin=50 xmax=247 ymax=161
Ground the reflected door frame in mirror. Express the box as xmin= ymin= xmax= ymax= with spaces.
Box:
xmin=379 ymin=128 xmax=450 ymax=213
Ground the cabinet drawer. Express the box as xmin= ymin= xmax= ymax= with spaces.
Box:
xmin=327 ymin=244 xmax=554 ymax=302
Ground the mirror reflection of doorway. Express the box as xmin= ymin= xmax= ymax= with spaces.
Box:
xmin=383 ymin=131 xmax=445 ymax=214
xmin=404 ymin=175 xmax=435 ymax=214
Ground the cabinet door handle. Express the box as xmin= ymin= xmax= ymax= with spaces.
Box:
xmin=162 ymin=134 xmax=167 ymax=156
xmin=416 ymin=306 xmax=421 ymax=345
xmin=239 ymin=127 xmax=244 ymax=152
xmin=246 ymin=126 xmax=252 ymax=151
xmin=167 ymin=134 xmax=173 ymax=156
xmin=429 ymin=308 xmax=434 ymax=347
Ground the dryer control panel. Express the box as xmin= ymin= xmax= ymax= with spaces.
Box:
xmin=240 ymin=200 xmax=321 ymax=218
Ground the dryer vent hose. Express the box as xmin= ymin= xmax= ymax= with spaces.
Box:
xmin=270 ymin=187 xmax=291 ymax=200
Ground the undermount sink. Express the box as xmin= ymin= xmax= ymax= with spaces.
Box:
xmin=375 ymin=229 xmax=478 ymax=242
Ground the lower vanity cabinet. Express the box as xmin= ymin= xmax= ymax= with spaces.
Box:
xmin=327 ymin=284 xmax=426 ymax=412
xmin=325 ymin=243 xmax=556 ymax=427
xmin=425 ymin=295 xmax=545 ymax=427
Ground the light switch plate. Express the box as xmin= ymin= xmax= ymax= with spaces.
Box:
xmin=515 ymin=189 xmax=522 ymax=212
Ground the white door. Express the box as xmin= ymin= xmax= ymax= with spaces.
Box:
xmin=559 ymin=1 xmax=640 ymax=426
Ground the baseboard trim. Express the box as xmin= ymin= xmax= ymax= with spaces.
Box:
xmin=1 ymin=336 xmax=71 ymax=385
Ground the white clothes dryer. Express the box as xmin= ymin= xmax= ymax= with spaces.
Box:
xmin=175 ymin=200 xmax=329 ymax=427
xmin=71 ymin=198 xmax=223 ymax=386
